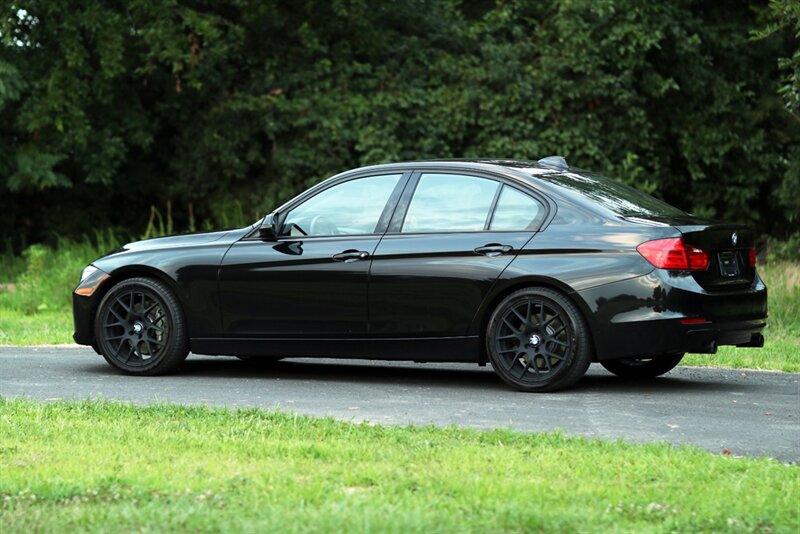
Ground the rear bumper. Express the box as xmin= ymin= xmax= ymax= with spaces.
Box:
xmin=577 ymin=270 xmax=768 ymax=361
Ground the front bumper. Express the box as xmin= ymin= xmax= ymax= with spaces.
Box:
xmin=72 ymin=267 xmax=110 ymax=350
xmin=577 ymin=270 xmax=768 ymax=361
xmin=72 ymin=292 xmax=95 ymax=346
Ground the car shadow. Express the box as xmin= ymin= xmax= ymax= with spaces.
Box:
xmin=569 ymin=373 xmax=751 ymax=394
xmin=83 ymin=356 xmax=761 ymax=395
xmin=181 ymin=357 xmax=511 ymax=391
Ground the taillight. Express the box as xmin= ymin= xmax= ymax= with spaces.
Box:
xmin=637 ymin=238 xmax=709 ymax=271
xmin=748 ymin=247 xmax=757 ymax=268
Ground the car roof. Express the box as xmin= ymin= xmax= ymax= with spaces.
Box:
xmin=338 ymin=158 xmax=579 ymax=200
xmin=346 ymin=158 xmax=561 ymax=176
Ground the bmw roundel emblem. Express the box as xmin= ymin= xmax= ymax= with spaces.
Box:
xmin=529 ymin=334 xmax=542 ymax=346
xmin=731 ymin=232 xmax=738 ymax=246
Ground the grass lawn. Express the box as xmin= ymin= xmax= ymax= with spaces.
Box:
xmin=684 ymin=338 xmax=800 ymax=373
xmin=0 ymin=309 xmax=72 ymax=346
xmin=0 ymin=399 xmax=797 ymax=533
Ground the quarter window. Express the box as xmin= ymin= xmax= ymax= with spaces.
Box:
xmin=282 ymin=174 xmax=401 ymax=236
xmin=489 ymin=186 xmax=545 ymax=231
xmin=402 ymin=174 xmax=499 ymax=233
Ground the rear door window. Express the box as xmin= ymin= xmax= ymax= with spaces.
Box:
xmin=401 ymin=174 xmax=499 ymax=233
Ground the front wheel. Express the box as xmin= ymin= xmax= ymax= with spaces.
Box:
xmin=486 ymin=287 xmax=592 ymax=392
xmin=600 ymin=354 xmax=684 ymax=379
xmin=94 ymin=277 xmax=189 ymax=375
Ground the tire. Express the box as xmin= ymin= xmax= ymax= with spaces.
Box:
xmin=486 ymin=287 xmax=592 ymax=392
xmin=600 ymin=353 xmax=684 ymax=379
xmin=94 ymin=277 xmax=189 ymax=375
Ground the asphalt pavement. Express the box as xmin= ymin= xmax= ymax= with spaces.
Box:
xmin=1 ymin=346 xmax=797 ymax=462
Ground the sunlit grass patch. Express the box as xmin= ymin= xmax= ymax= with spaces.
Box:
xmin=0 ymin=399 xmax=797 ymax=533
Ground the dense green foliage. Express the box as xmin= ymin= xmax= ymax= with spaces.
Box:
xmin=1 ymin=399 xmax=797 ymax=532
xmin=0 ymin=1 xmax=797 ymax=249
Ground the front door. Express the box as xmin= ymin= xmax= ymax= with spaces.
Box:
xmin=218 ymin=173 xmax=405 ymax=338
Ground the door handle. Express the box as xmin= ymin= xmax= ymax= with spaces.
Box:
xmin=474 ymin=244 xmax=513 ymax=257
xmin=332 ymin=250 xmax=370 ymax=262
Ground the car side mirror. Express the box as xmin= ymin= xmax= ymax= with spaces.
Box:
xmin=259 ymin=212 xmax=279 ymax=240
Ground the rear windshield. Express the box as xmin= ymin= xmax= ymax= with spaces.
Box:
xmin=538 ymin=171 xmax=686 ymax=218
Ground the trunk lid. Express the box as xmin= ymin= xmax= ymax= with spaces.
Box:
xmin=675 ymin=223 xmax=756 ymax=291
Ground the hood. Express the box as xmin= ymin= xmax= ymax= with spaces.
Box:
xmin=114 ymin=226 xmax=253 ymax=254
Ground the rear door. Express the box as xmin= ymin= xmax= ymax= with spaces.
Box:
xmin=368 ymin=171 xmax=548 ymax=338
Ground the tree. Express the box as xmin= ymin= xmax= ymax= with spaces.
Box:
xmin=0 ymin=1 xmax=796 ymax=247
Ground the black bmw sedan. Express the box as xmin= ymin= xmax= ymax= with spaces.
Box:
xmin=73 ymin=158 xmax=767 ymax=392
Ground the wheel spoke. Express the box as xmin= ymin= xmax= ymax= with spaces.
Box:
xmin=543 ymin=350 xmax=565 ymax=361
xmin=145 ymin=334 xmax=164 ymax=348
xmin=550 ymin=325 xmax=566 ymax=337
xmin=502 ymin=318 xmax=520 ymax=334
xmin=548 ymin=339 xmax=568 ymax=348
xmin=116 ymin=296 xmax=130 ymax=314
xmin=109 ymin=308 xmax=126 ymax=324
xmin=124 ymin=343 xmax=135 ymax=363
xmin=510 ymin=308 xmax=528 ymax=327
xmin=543 ymin=314 xmax=559 ymax=328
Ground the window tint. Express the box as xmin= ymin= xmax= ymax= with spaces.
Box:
xmin=550 ymin=201 xmax=602 ymax=225
xmin=402 ymin=174 xmax=499 ymax=233
xmin=489 ymin=186 xmax=545 ymax=231
xmin=282 ymin=174 xmax=401 ymax=236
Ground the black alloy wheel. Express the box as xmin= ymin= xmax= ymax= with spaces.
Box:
xmin=600 ymin=353 xmax=685 ymax=379
xmin=486 ymin=287 xmax=592 ymax=392
xmin=95 ymin=277 xmax=188 ymax=375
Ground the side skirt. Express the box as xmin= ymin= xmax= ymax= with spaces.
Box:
xmin=190 ymin=336 xmax=481 ymax=363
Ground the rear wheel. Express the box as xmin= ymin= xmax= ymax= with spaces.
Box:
xmin=600 ymin=354 xmax=684 ymax=379
xmin=486 ymin=287 xmax=592 ymax=392
xmin=94 ymin=277 xmax=189 ymax=375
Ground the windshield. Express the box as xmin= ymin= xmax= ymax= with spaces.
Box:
xmin=538 ymin=171 xmax=686 ymax=218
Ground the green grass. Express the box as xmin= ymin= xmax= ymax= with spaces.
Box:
xmin=0 ymin=399 xmax=797 ymax=533
xmin=684 ymin=338 xmax=800 ymax=372
xmin=0 ymin=238 xmax=797 ymax=371
xmin=0 ymin=310 xmax=72 ymax=345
